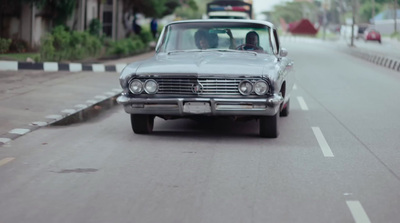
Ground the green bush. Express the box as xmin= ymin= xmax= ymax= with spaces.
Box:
xmin=89 ymin=18 xmax=102 ymax=37
xmin=40 ymin=25 xmax=102 ymax=62
xmin=40 ymin=35 xmax=55 ymax=61
xmin=107 ymin=36 xmax=148 ymax=57
xmin=9 ymin=39 xmax=29 ymax=53
xmin=390 ymin=32 xmax=400 ymax=41
xmin=139 ymin=30 xmax=153 ymax=44
xmin=0 ymin=38 xmax=12 ymax=53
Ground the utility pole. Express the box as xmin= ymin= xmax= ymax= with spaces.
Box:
xmin=372 ymin=0 xmax=375 ymax=21
xmin=395 ymin=0 xmax=398 ymax=33
xmin=322 ymin=0 xmax=328 ymax=40
xmin=350 ymin=0 xmax=356 ymax=46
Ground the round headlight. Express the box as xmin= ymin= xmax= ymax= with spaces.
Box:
xmin=254 ymin=81 xmax=269 ymax=95
xmin=238 ymin=80 xmax=253 ymax=95
xmin=129 ymin=79 xmax=143 ymax=94
xmin=144 ymin=79 xmax=159 ymax=94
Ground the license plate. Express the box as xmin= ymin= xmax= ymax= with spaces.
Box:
xmin=371 ymin=34 xmax=376 ymax=38
xmin=183 ymin=102 xmax=211 ymax=114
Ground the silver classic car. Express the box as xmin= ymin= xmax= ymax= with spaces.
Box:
xmin=117 ymin=19 xmax=295 ymax=138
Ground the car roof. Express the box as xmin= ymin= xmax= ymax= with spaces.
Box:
xmin=167 ymin=19 xmax=276 ymax=29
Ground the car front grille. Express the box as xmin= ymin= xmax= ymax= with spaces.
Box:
xmin=146 ymin=78 xmax=263 ymax=95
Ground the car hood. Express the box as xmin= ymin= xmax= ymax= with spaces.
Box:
xmin=134 ymin=51 xmax=277 ymax=77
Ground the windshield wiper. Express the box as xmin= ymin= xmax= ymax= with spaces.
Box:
xmin=167 ymin=49 xmax=259 ymax=56
xmin=167 ymin=49 xmax=204 ymax=55
xmin=208 ymin=49 xmax=258 ymax=55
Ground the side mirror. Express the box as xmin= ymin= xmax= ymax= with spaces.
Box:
xmin=280 ymin=48 xmax=288 ymax=57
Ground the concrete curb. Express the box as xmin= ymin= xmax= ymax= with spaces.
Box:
xmin=280 ymin=36 xmax=400 ymax=73
xmin=0 ymin=90 xmax=122 ymax=147
xmin=346 ymin=48 xmax=400 ymax=72
xmin=0 ymin=60 xmax=127 ymax=73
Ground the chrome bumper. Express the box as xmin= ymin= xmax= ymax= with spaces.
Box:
xmin=117 ymin=94 xmax=283 ymax=116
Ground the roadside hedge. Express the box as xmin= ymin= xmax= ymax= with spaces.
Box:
xmin=39 ymin=26 xmax=152 ymax=62
xmin=40 ymin=26 xmax=102 ymax=62
xmin=107 ymin=35 xmax=147 ymax=57
xmin=0 ymin=38 xmax=12 ymax=54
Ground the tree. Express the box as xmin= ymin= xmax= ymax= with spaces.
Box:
xmin=122 ymin=0 xmax=197 ymax=18
xmin=270 ymin=1 xmax=319 ymax=25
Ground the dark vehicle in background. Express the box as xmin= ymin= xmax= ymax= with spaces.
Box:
xmin=117 ymin=19 xmax=295 ymax=138
xmin=364 ymin=29 xmax=382 ymax=43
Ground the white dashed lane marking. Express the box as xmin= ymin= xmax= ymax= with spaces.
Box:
xmin=9 ymin=128 xmax=30 ymax=135
xmin=61 ymin=109 xmax=76 ymax=114
xmin=0 ymin=138 xmax=11 ymax=144
xmin=104 ymin=92 xmax=116 ymax=96
xmin=346 ymin=200 xmax=371 ymax=223
xmin=293 ymin=84 xmax=298 ymax=90
xmin=86 ymin=100 xmax=97 ymax=104
xmin=296 ymin=96 xmax=309 ymax=111
xmin=0 ymin=157 xmax=15 ymax=167
xmin=30 ymin=121 xmax=48 ymax=127
xmin=46 ymin=114 xmax=63 ymax=120
xmin=75 ymin=104 xmax=88 ymax=109
xmin=312 ymin=127 xmax=334 ymax=157
xmin=95 ymin=95 xmax=107 ymax=100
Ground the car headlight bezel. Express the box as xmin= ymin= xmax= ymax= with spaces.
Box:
xmin=238 ymin=80 xmax=253 ymax=95
xmin=144 ymin=79 xmax=159 ymax=94
xmin=254 ymin=80 xmax=269 ymax=95
xmin=129 ymin=79 xmax=144 ymax=94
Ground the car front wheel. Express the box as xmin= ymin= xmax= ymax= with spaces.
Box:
xmin=130 ymin=114 xmax=154 ymax=134
xmin=259 ymin=113 xmax=279 ymax=138
xmin=280 ymin=99 xmax=290 ymax=117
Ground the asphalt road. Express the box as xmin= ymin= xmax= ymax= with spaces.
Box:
xmin=1 ymin=41 xmax=400 ymax=223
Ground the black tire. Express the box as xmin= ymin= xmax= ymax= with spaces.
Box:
xmin=280 ymin=99 xmax=290 ymax=117
xmin=130 ymin=114 xmax=154 ymax=134
xmin=259 ymin=113 xmax=279 ymax=138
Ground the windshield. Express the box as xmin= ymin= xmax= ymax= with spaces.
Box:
xmin=157 ymin=22 xmax=273 ymax=54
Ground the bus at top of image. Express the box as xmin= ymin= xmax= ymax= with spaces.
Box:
xmin=206 ymin=0 xmax=253 ymax=20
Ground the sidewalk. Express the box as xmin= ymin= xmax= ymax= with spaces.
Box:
xmin=0 ymin=51 xmax=154 ymax=146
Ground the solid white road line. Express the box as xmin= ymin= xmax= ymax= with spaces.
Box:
xmin=0 ymin=157 xmax=15 ymax=167
xmin=297 ymin=96 xmax=309 ymax=110
xmin=312 ymin=127 xmax=334 ymax=157
xmin=346 ymin=200 xmax=371 ymax=223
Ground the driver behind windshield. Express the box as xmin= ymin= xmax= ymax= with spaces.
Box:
xmin=239 ymin=31 xmax=264 ymax=52
xmin=194 ymin=29 xmax=210 ymax=50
